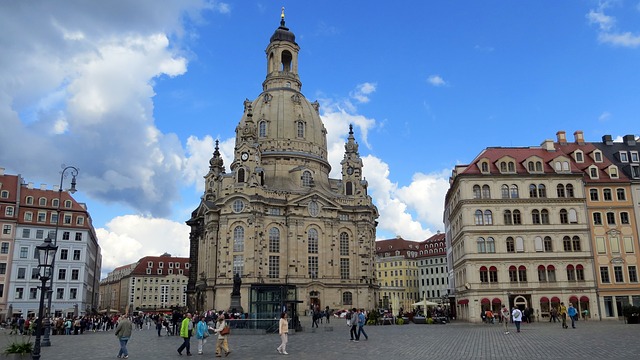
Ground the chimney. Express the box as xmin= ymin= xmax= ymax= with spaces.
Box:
xmin=574 ymin=130 xmax=585 ymax=145
xmin=541 ymin=139 xmax=555 ymax=151
xmin=53 ymin=185 xmax=60 ymax=191
xmin=623 ymin=134 xmax=637 ymax=146
xmin=27 ymin=182 xmax=34 ymax=189
xmin=556 ymin=131 xmax=567 ymax=144
xmin=0 ymin=167 xmax=4 ymax=175
xmin=602 ymin=135 xmax=613 ymax=145
xmin=40 ymin=183 xmax=47 ymax=190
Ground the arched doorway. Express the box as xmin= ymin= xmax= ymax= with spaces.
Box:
xmin=309 ymin=291 xmax=320 ymax=313
xmin=514 ymin=295 xmax=528 ymax=310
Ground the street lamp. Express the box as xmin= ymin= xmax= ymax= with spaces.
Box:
xmin=42 ymin=165 xmax=78 ymax=347
xmin=32 ymin=236 xmax=58 ymax=360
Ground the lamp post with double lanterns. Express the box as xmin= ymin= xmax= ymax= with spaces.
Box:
xmin=42 ymin=165 xmax=78 ymax=347
xmin=32 ymin=237 xmax=58 ymax=360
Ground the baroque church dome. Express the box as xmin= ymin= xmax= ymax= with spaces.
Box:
xmin=234 ymin=10 xmax=330 ymax=187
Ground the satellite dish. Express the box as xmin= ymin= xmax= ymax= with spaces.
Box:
xmin=464 ymin=283 xmax=471 ymax=290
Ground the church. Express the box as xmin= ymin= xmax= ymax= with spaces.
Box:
xmin=186 ymin=11 xmax=379 ymax=318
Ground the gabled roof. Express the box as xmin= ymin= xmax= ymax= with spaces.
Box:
xmin=129 ymin=255 xmax=190 ymax=277
xmin=461 ymin=146 xmax=579 ymax=176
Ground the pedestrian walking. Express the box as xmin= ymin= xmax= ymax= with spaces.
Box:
xmin=213 ymin=315 xmax=231 ymax=357
xmin=559 ymin=302 xmax=568 ymax=329
xmin=195 ymin=316 xmax=209 ymax=354
xmin=114 ymin=314 xmax=133 ymax=359
xmin=276 ymin=312 xmax=289 ymax=355
xmin=357 ymin=309 xmax=368 ymax=340
xmin=177 ymin=312 xmax=193 ymax=356
xmin=500 ymin=305 xmax=510 ymax=334
xmin=568 ymin=303 xmax=578 ymax=329
xmin=347 ymin=309 xmax=357 ymax=341
xmin=511 ymin=307 xmax=522 ymax=333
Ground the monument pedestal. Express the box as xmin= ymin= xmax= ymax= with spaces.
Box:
xmin=229 ymin=295 xmax=244 ymax=314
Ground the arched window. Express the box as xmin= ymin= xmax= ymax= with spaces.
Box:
xmin=482 ymin=185 xmax=491 ymax=199
xmin=489 ymin=266 xmax=498 ymax=282
xmin=481 ymin=162 xmax=489 ymax=172
xmin=538 ymin=184 xmax=547 ymax=198
xmin=603 ymin=189 xmax=612 ymax=201
xmin=534 ymin=236 xmax=543 ymax=251
xmin=509 ymin=266 xmax=518 ymax=282
xmin=508 ymin=162 xmax=515 ymax=172
xmin=515 ymin=237 xmax=524 ymax=252
xmin=518 ymin=265 xmax=528 ymax=282
xmin=566 ymin=264 xmax=576 ymax=281
xmin=617 ymin=188 xmax=626 ymax=201
xmin=506 ymin=237 xmax=515 ymax=253
xmin=233 ymin=226 xmax=244 ymax=252
xmin=513 ymin=210 xmax=522 ymax=224
xmin=308 ymin=228 xmax=319 ymax=253
xmin=528 ymin=161 xmax=535 ymax=172
xmin=557 ymin=184 xmax=565 ymax=198
xmin=479 ymin=266 xmax=488 ymax=283
xmin=38 ymin=197 xmax=47 ymax=206
xmin=572 ymin=236 xmax=581 ymax=251
xmin=475 ymin=210 xmax=483 ymax=225
xmin=269 ymin=227 xmax=280 ymax=253
xmin=529 ymin=184 xmax=537 ymax=198
xmin=297 ymin=121 xmax=305 ymax=138
xmin=346 ymin=182 xmax=353 ymax=195
xmin=541 ymin=209 xmax=549 ymax=224
xmin=560 ymin=209 xmax=568 ymax=224
xmin=547 ymin=265 xmax=556 ymax=282
xmin=566 ymin=184 xmax=574 ymax=197
xmin=500 ymin=162 xmax=507 ymax=172
xmin=473 ymin=185 xmax=481 ymax=199
xmin=259 ymin=120 xmax=267 ymax=137
xmin=504 ymin=210 xmax=512 ymax=225
xmin=237 ymin=168 xmax=245 ymax=183
xmin=484 ymin=210 xmax=493 ymax=225
xmin=562 ymin=161 xmax=569 ymax=171
xmin=52 ymin=199 xmax=59 ymax=207
xmin=302 ymin=171 xmax=313 ymax=186
xmin=501 ymin=185 xmax=510 ymax=199
xmin=339 ymin=232 xmax=349 ymax=256
xmin=535 ymin=161 xmax=543 ymax=172
xmin=510 ymin=185 xmax=519 ymax=198
xmin=532 ymin=209 xmax=541 ymax=224
xmin=576 ymin=264 xmax=585 ymax=281
xmin=486 ymin=237 xmax=495 ymax=253
xmin=26 ymin=196 xmax=34 ymax=205
xmin=590 ymin=189 xmax=599 ymax=201
xmin=477 ymin=237 xmax=486 ymax=253
xmin=538 ymin=265 xmax=547 ymax=282
xmin=544 ymin=236 xmax=553 ymax=251
xmin=342 ymin=291 xmax=353 ymax=305
xmin=563 ymin=236 xmax=572 ymax=251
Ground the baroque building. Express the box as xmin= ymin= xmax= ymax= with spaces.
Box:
xmin=0 ymin=168 xmax=101 ymax=319
xmin=444 ymin=135 xmax=598 ymax=323
xmin=186 ymin=12 xmax=378 ymax=317
xmin=99 ymin=254 xmax=189 ymax=314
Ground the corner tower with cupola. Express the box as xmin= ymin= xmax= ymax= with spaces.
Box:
xmin=186 ymin=10 xmax=379 ymax=319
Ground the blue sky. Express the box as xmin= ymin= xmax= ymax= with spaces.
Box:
xmin=1 ymin=0 xmax=639 ymax=277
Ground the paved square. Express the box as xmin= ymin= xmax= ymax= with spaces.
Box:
xmin=2 ymin=319 xmax=639 ymax=359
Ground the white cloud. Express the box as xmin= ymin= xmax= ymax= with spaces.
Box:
xmin=598 ymin=111 xmax=612 ymax=122
xmin=587 ymin=3 xmax=640 ymax=48
xmin=427 ymin=75 xmax=447 ymax=87
xmin=97 ymin=215 xmax=190 ymax=277
xmin=350 ymin=82 xmax=377 ymax=103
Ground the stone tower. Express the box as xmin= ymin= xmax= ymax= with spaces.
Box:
xmin=186 ymin=10 xmax=378 ymax=317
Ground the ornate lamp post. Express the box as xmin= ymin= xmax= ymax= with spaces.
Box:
xmin=32 ymin=236 xmax=58 ymax=360
xmin=42 ymin=165 xmax=78 ymax=347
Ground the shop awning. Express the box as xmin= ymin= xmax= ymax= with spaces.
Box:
xmin=458 ymin=299 xmax=469 ymax=305
xmin=481 ymin=298 xmax=490 ymax=304
xmin=580 ymin=296 xmax=589 ymax=302
xmin=569 ymin=296 xmax=578 ymax=303
xmin=540 ymin=296 xmax=549 ymax=303
xmin=492 ymin=298 xmax=502 ymax=304
xmin=551 ymin=296 xmax=560 ymax=303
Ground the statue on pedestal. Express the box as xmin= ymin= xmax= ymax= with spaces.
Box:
xmin=232 ymin=272 xmax=241 ymax=296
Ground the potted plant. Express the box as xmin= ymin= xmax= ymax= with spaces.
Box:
xmin=2 ymin=334 xmax=33 ymax=359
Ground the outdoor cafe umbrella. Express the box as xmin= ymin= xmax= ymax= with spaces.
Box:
xmin=412 ymin=300 xmax=439 ymax=307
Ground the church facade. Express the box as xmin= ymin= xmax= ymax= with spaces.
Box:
xmin=186 ymin=13 xmax=378 ymax=317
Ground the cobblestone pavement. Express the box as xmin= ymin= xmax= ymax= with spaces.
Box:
xmin=1 ymin=318 xmax=639 ymax=359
